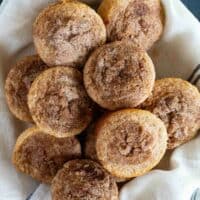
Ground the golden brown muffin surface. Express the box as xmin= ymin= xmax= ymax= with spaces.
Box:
xmin=28 ymin=67 xmax=93 ymax=137
xmin=33 ymin=0 xmax=106 ymax=67
xmin=141 ymin=78 xmax=200 ymax=149
xmin=5 ymin=55 xmax=49 ymax=122
xmin=84 ymin=41 xmax=155 ymax=110
xmin=91 ymin=109 xmax=167 ymax=179
xmin=98 ymin=0 xmax=164 ymax=49
xmin=12 ymin=126 xmax=81 ymax=184
xmin=51 ymin=159 xmax=119 ymax=200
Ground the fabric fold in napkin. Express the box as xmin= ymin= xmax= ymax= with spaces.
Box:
xmin=0 ymin=0 xmax=200 ymax=200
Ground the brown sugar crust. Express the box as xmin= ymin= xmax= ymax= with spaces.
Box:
xmin=98 ymin=0 xmax=164 ymax=50
xmin=141 ymin=78 xmax=200 ymax=149
xmin=33 ymin=0 xmax=106 ymax=68
xmin=84 ymin=41 xmax=155 ymax=110
xmin=5 ymin=55 xmax=49 ymax=122
xmin=93 ymin=109 xmax=167 ymax=179
xmin=28 ymin=66 xmax=93 ymax=137
xmin=12 ymin=126 xmax=81 ymax=184
xmin=51 ymin=159 xmax=119 ymax=200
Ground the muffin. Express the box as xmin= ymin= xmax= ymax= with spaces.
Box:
xmin=84 ymin=41 xmax=155 ymax=110
xmin=85 ymin=109 xmax=168 ymax=179
xmin=28 ymin=66 xmax=93 ymax=137
xmin=33 ymin=0 xmax=106 ymax=68
xmin=98 ymin=0 xmax=164 ymax=49
xmin=5 ymin=55 xmax=49 ymax=122
xmin=141 ymin=78 xmax=200 ymax=149
xmin=51 ymin=159 xmax=119 ymax=200
xmin=12 ymin=126 xmax=81 ymax=184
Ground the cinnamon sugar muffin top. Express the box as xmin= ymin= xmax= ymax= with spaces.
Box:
xmin=5 ymin=55 xmax=49 ymax=122
xmin=87 ymin=109 xmax=168 ymax=179
xmin=141 ymin=78 xmax=200 ymax=149
xmin=33 ymin=0 xmax=106 ymax=68
xmin=28 ymin=67 xmax=93 ymax=137
xmin=98 ymin=0 xmax=164 ymax=49
xmin=12 ymin=126 xmax=81 ymax=184
xmin=84 ymin=41 xmax=155 ymax=110
xmin=51 ymin=159 xmax=119 ymax=200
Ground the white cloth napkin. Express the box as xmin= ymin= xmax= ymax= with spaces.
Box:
xmin=0 ymin=0 xmax=200 ymax=200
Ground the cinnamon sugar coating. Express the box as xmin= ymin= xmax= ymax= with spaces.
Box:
xmin=141 ymin=78 xmax=200 ymax=149
xmin=84 ymin=41 xmax=155 ymax=110
xmin=5 ymin=55 xmax=49 ymax=122
xmin=51 ymin=159 xmax=119 ymax=200
xmin=28 ymin=67 xmax=93 ymax=137
xmin=86 ymin=109 xmax=168 ymax=179
xmin=98 ymin=0 xmax=164 ymax=49
xmin=12 ymin=126 xmax=81 ymax=184
xmin=33 ymin=0 xmax=106 ymax=68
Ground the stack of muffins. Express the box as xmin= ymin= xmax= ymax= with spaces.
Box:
xmin=5 ymin=0 xmax=200 ymax=199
